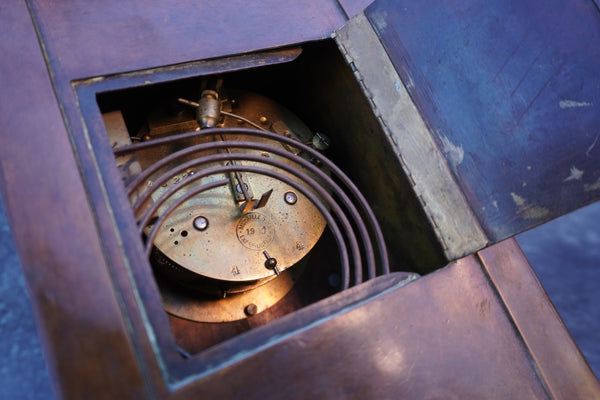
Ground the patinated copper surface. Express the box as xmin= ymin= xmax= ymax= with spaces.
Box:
xmin=173 ymin=254 xmax=553 ymax=399
xmin=479 ymin=240 xmax=600 ymax=398
xmin=1 ymin=0 xmax=599 ymax=399
xmin=365 ymin=0 xmax=600 ymax=241
xmin=0 ymin=2 xmax=152 ymax=398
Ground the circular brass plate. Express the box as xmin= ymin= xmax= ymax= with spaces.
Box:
xmin=148 ymin=90 xmax=327 ymax=286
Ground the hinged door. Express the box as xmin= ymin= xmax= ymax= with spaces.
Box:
xmin=335 ymin=0 xmax=600 ymax=258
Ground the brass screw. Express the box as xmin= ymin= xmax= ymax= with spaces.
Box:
xmin=193 ymin=216 xmax=209 ymax=231
xmin=284 ymin=191 xmax=298 ymax=205
xmin=244 ymin=304 xmax=258 ymax=317
xmin=263 ymin=251 xmax=280 ymax=275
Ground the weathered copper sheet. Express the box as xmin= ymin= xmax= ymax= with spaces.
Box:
xmin=366 ymin=0 xmax=600 ymax=240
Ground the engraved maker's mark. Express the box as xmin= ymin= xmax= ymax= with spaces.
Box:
xmin=236 ymin=212 xmax=275 ymax=250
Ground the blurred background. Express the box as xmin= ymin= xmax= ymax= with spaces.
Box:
xmin=0 ymin=194 xmax=598 ymax=399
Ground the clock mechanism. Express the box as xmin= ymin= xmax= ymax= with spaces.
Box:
xmin=103 ymin=75 xmax=391 ymax=353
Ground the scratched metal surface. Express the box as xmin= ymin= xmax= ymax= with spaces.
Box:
xmin=3 ymin=198 xmax=600 ymax=398
xmin=365 ymin=0 xmax=600 ymax=241
xmin=27 ymin=0 xmax=347 ymax=81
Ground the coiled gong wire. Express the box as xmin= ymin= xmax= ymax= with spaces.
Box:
xmin=114 ymin=127 xmax=389 ymax=290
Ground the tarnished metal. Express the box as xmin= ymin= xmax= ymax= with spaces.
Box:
xmin=103 ymin=111 xmax=142 ymax=185
xmin=143 ymin=159 xmax=327 ymax=286
xmin=129 ymin=142 xmax=385 ymax=285
xmin=284 ymin=191 xmax=298 ymax=205
xmin=262 ymin=251 xmax=279 ymax=275
xmin=108 ymin=93 xmax=330 ymax=293
xmin=117 ymin=127 xmax=390 ymax=276
xmin=244 ymin=304 xmax=257 ymax=317
xmin=192 ymin=216 xmax=209 ymax=231
xmin=312 ymin=132 xmax=330 ymax=150
xmin=334 ymin=13 xmax=488 ymax=259
xmin=196 ymin=90 xmax=221 ymax=128
xmin=142 ymin=160 xmax=355 ymax=289
xmin=107 ymin=91 xmax=389 ymax=325
xmin=159 ymin=259 xmax=305 ymax=322
xmin=3 ymin=1 xmax=600 ymax=398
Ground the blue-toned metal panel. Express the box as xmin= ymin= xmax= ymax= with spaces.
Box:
xmin=366 ymin=0 xmax=600 ymax=240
